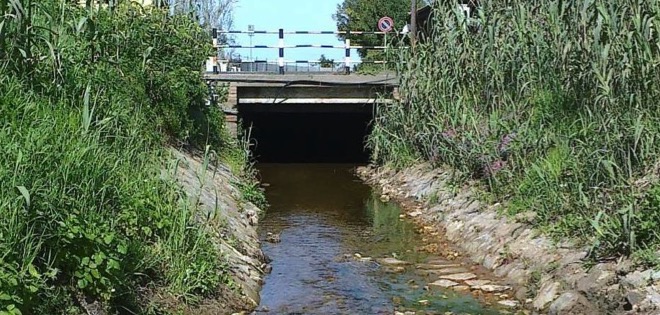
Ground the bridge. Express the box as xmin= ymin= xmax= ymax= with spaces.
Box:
xmin=203 ymin=29 xmax=401 ymax=163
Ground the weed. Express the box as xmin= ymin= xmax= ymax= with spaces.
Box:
xmin=0 ymin=1 xmax=238 ymax=313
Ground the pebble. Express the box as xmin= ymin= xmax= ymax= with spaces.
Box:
xmin=428 ymin=279 xmax=460 ymax=288
xmin=453 ymin=285 xmax=470 ymax=291
xmin=465 ymin=279 xmax=492 ymax=287
xmin=498 ymin=300 xmax=520 ymax=307
xmin=439 ymin=272 xmax=478 ymax=281
xmin=420 ymin=267 xmax=468 ymax=275
xmin=476 ymin=284 xmax=512 ymax=292
xmin=385 ymin=266 xmax=406 ymax=273
xmin=378 ymin=257 xmax=411 ymax=266
xmin=416 ymin=263 xmax=462 ymax=270
xmin=426 ymin=259 xmax=452 ymax=264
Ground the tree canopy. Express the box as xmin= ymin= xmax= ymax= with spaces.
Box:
xmin=333 ymin=0 xmax=426 ymax=58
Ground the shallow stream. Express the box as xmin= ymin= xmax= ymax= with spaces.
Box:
xmin=255 ymin=164 xmax=503 ymax=315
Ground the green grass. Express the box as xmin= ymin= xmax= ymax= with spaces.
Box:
xmin=370 ymin=0 xmax=660 ymax=266
xmin=0 ymin=1 xmax=253 ymax=313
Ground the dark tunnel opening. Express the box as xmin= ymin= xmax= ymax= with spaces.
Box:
xmin=238 ymin=104 xmax=374 ymax=163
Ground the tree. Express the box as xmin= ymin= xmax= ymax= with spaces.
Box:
xmin=169 ymin=0 xmax=237 ymax=60
xmin=169 ymin=0 xmax=237 ymax=32
xmin=333 ymin=0 xmax=426 ymax=59
xmin=318 ymin=54 xmax=335 ymax=68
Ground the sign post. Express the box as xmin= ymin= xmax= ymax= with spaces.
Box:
xmin=378 ymin=16 xmax=394 ymax=33
xmin=378 ymin=16 xmax=394 ymax=61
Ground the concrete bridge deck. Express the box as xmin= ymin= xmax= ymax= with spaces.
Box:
xmin=203 ymin=72 xmax=399 ymax=87
xmin=204 ymin=73 xmax=399 ymax=135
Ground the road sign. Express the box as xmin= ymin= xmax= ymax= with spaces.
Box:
xmin=378 ymin=16 xmax=394 ymax=33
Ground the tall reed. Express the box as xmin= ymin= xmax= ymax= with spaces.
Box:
xmin=371 ymin=0 xmax=660 ymax=263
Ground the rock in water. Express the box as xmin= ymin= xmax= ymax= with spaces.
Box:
xmin=265 ymin=232 xmax=280 ymax=243
xmin=377 ymin=257 xmax=411 ymax=266
xmin=428 ymin=279 xmax=460 ymax=288
xmin=498 ymin=300 xmax=520 ymax=308
xmin=439 ymin=272 xmax=478 ymax=281
xmin=476 ymin=284 xmax=512 ymax=293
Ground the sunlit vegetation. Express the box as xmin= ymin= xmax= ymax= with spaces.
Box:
xmin=370 ymin=0 xmax=660 ymax=266
xmin=0 ymin=1 xmax=252 ymax=313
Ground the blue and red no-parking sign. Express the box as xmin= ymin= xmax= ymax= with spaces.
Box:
xmin=378 ymin=16 xmax=394 ymax=33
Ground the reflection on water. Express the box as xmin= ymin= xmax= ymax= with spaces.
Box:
xmin=256 ymin=164 xmax=499 ymax=315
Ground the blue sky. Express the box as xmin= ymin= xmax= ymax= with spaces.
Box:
xmin=231 ymin=0 xmax=361 ymax=63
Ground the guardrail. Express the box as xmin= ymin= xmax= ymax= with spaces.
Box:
xmin=207 ymin=28 xmax=404 ymax=74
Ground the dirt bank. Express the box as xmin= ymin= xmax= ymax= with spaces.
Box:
xmin=166 ymin=149 xmax=266 ymax=314
xmin=358 ymin=164 xmax=660 ymax=315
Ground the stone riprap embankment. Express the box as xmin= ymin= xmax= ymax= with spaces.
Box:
xmin=171 ymin=149 xmax=266 ymax=315
xmin=358 ymin=164 xmax=660 ymax=315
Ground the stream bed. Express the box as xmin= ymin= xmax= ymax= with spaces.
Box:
xmin=255 ymin=164 xmax=506 ymax=315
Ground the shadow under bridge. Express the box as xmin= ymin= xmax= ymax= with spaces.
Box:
xmin=206 ymin=73 xmax=399 ymax=163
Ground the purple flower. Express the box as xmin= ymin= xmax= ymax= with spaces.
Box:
xmin=498 ymin=132 xmax=517 ymax=153
xmin=482 ymin=159 xmax=507 ymax=178
xmin=441 ymin=128 xmax=457 ymax=139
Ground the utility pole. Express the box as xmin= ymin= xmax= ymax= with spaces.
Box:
xmin=410 ymin=0 xmax=417 ymax=49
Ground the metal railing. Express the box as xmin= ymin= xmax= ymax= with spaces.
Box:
xmin=206 ymin=28 xmax=404 ymax=74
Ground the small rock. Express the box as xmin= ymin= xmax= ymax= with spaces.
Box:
xmin=498 ymin=300 xmax=519 ymax=308
xmin=514 ymin=211 xmax=538 ymax=224
xmin=651 ymin=270 xmax=660 ymax=281
xmin=465 ymin=279 xmax=492 ymax=287
xmin=533 ymin=281 xmax=560 ymax=310
xmin=426 ymin=259 xmax=452 ymax=265
xmin=378 ymin=257 xmax=411 ymax=266
xmin=548 ymin=291 xmax=596 ymax=315
xmin=408 ymin=210 xmax=423 ymax=217
xmin=385 ymin=266 xmax=406 ymax=273
xmin=265 ymin=232 xmax=280 ymax=243
xmin=577 ymin=264 xmax=614 ymax=293
xmin=418 ymin=299 xmax=430 ymax=306
xmin=515 ymin=286 xmax=529 ymax=301
xmin=626 ymin=290 xmax=646 ymax=308
xmin=426 ymin=267 xmax=469 ymax=275
xmin=622 ymin=270 xmax=652 ymax=289
xmin=428 ymin=279 xmax=459 ymax=288
xmin=416 ymin=263 xmax=462 ymax=270
xmin=453 ymin=285 xmax=470 ymax=291
xmin=246 ymin=209 xmax=258 ymax=226
xmin=476 ymin=285 xmax=512 ymax=293
xmin=439 ymin=272 xmax=478 ymax=281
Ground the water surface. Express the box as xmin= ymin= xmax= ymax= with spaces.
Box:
xmin=256 ymin=164 xmax=500 ymax=315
